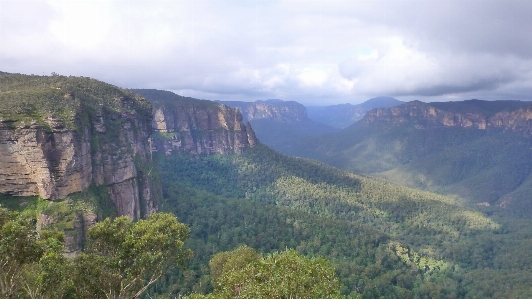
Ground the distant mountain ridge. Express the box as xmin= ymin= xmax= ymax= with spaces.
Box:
xmin=307 ymin=96 xmax=404 ymax=128
xmin=218 ymin=99 xmax=338 ymax=151
xmin=364 ymin=99 xmax=532 ymax=133
xmin=218 ymin=99 xmax=309 ymax=123
xmin=277 ymin=99 xmax=532 ymax=212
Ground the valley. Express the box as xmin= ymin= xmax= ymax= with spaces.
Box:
xmin=277 ymin=99 xmax=532 ymax=213
xmin=1 ymin=72 xmax=532 ymax=298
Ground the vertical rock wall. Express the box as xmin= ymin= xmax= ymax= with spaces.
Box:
xmin=0 ymin=85 xmax=156 ymax=220
xmin=152 ymin=104 xmax=258 ymax=155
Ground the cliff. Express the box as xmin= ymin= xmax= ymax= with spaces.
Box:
xmin=218 ymin=99 xmax=338 ymax=153
xmin=133 ymin=89 xmax=258 ymax=155
xmin=307 ymin=96 xmax=403 ymax=128
xmin=0 ymin=73 xmax=156 ymax=219
xmin=363 ymin=99 xmax=532 ymax=134
xmin=219 ymin=99 xmax=309 ymax=123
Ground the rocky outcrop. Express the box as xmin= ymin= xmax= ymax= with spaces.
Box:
xmin=134 ymin=89 xmax=258 ymax=155
xmin=363 ymin=100 xmax=532 ymax=134
xmin=489 ymin=106 xmax=532 ymax=135
xmin=0 ymin=74 xmax=156 ymax=219
xmin=219 ymin=99 xmax=309 ymax=123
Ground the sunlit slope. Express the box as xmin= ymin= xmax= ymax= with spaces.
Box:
xmin=278 ymin=120 xmax=532 ymax=211
xmin=156 ymin=145 xmax=532 ymax=298
xmin=159 ymin=145 xmax=499 ymax=246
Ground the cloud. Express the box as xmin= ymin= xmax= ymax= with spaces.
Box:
xmin=1 ymin=0 xmax=532 ymax=104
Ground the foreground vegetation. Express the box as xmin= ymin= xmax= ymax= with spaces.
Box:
xmin=0 ymin=209 xmax=191 ymax=299
xmin=0 ymin=208 xmax=347 ymax=299
xmin=187 ymin=246 xmax=344 ymax=299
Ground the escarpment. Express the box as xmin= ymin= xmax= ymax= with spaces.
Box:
xmin=363 ymin=99 xmax=532 ymax=134
xmin=219 ymin=99 xmax=309 ymax=123
xmin=133 ymin=89 xmax=258 ymax=155
xmin=0 ymin=73 xmax=156 ymax=219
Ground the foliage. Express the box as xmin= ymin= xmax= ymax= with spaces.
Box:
xmin=157 ymin=145 xmax=498 ymax=247
xmin=0 ymin=72 xmax=152 ymax=131
xmin=153 ymin=144 xmax=532 ymax=298
xmin=187 ymin=246 xmax=344 ymax=299
xmin=0 ymin=210 xmax=192 ymax=299
xmin=208 ymin=246 xmax=261 ymax=288
xmin=0 ymin=208 xmax=69 ymax=298
xmin=72 ymin=213 xmax=192 ymax=299
xmin=158 ymin=180 xmax=432 ymax=298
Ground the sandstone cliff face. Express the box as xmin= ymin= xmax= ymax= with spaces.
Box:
xmin=219 ymin=100 xmax=308 ymax=123
xmin=152 ymin=104 xmax=257 ymax=155
xmin=0 ymin=74 xmax=156 ymax=219
xmin=133 ymin=89 xmax=258 ymax=155
xmin=363 ymin=100 xmax=532 ymax=134
xmin=489 ymin=106 xmax=532 ymax=135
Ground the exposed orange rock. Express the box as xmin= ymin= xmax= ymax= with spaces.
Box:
xmin=363 ymin=100 xmax=532 ymax=135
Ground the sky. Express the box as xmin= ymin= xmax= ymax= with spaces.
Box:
xmin=1 ymin=0 xmax=532 ymax=105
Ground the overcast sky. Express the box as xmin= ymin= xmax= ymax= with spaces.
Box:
xmin=2 ymin=0 xmax=532 ymax=105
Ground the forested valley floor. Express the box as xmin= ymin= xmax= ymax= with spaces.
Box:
xmin=151 ymin=145 xmax=532 ymax=298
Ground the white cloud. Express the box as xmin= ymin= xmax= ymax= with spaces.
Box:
xmin=2 ymin=0 xmax=532 ymax=104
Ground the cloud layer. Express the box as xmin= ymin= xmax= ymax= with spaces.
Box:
xmin=2 ymin=0 xmax=532 ymax=104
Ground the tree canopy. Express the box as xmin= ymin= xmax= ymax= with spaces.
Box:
xmin=0 ymin=210 xmax=192 ymax=299
xmin=188 ymin=246 xmax=344 ymax=299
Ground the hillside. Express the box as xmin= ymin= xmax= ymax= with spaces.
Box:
xmin=154 ymin=145 xmax=532 ymax=298
xmin=279 ymin=99 xmax=532 ymax=212
xmin=306 ymin=96 xmax=403 ymax=128
xmin=219 ymin=99 xmax=338 ymax=150
xmin=3 ymin=74 xmax=532 ymax=298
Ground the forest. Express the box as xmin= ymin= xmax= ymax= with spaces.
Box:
xmin=2 ymin=73 xmax=532 ymax=298
xmin=0 ymin=207 xmax=344 ymax=299
xmin=275 ymin=103 xmax=532 ymax=214
xmin=149 ymin=145 xmax=532 ymax=298
xmin=4 ymin=142 xmax=532 ymax=298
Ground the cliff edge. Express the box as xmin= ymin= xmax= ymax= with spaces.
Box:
xmin=363 ymin=99 xmax=532 ymax=134
xmin=0 ymin=73 xmax=156 ymax=219
xmin=133 ymin=89 xmax=258 ymax=155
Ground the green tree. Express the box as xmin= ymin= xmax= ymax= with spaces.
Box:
xmin=72 ymin=212 xmax=192 ymax=299
xmin=189 ymin=246 xmax=344 ymax=299
xmin=209 ymin=245 xmax=260 ymax=288
xmin=0 ymin=208 xmax=67 ymax=298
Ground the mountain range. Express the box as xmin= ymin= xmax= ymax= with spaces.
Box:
xmin=306 ymin=96 xmax=404 ymax=128
xmin=2 ymin=72 xmax=532 ymax=298
xmin=218 ymin=99 xmax=338 ymax=151
xmin=277 ymin=99 xmax=532 ymax=213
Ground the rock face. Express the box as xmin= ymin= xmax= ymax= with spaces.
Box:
xmin=0 ymin=74 xmax=156 ymax=219
xmin=219 ymin=99 xmax=309 ymax=123
xmin=363 ymin=100 xmax=532 ymax=134
xmin=307 ymin=96 xmax=403 ymax=128
xmin=0 ymin=126 xmax=92 ymax=199
xmin=134 ymin=89 xmax=258 ymax=155
xmin=218 ymin=99 xmax=339 ymax=153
